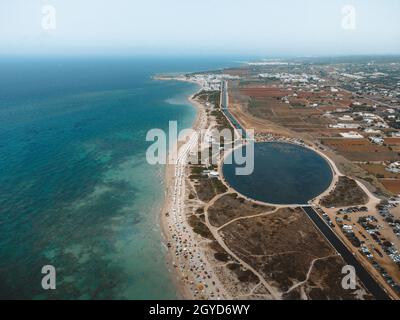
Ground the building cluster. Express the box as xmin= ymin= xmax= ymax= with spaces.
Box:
xmin=386 ymin=162 xmax=400 ymax=174
xmin=258 ymin=72 xmax=324 ymax=84
xmin=257 ymin=66 xmax=400 ymax=141
xmin=201 ymin=170 xmax=219 ymax=178
xmin=187 ymin=74 xmax=239 ymax=92
xmin=342 ymin=74 xmax=400 ymax=103
xmin=327 ymin=110 xmax=391 ymax=140
xmin=319 ymin=63 xmax=400 ymax=139
xmin=334 ymin=63 xmax=400 ymax=107
xmin=254 ymin=132 xmax=307 ymax=148
xmin=248 ymin=60 xmax=292 ymax=66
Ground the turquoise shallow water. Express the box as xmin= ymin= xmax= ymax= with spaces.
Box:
xmin=0 ymin=57 xmax=237 ymax=299
xmin=223 ymin=142 xmax=333 ymax=205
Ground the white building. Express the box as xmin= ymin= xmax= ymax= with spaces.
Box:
xmin=330 ymin=123 xmax=360 ymax=129
xmin=369 ymin=136 xmax=384 ymax=145
xmin=364 ymin=128 xmax=382 ymax=134
xmin=339 ymin=115 xmax=354 ymax=121
xmin=342 ymin=225 xmax=353 ymax=233
xmin=208 ymin=171 xmax=219 ymax=178
xmin=386 ymin=162 xmax=400 ymax=174
xmin=340 ymin=132 xmax=364 ymax=139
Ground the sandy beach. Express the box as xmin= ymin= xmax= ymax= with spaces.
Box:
xmin=158 ymin=77 xmax=228 ymax=299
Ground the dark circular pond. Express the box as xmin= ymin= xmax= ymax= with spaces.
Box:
xmin=222 ymin=142 xmax=333 ymax=205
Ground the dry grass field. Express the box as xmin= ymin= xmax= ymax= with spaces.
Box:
xmin=230 ymin=83 xmax=351 ymax=138
xmin=218 ymin=207 xmax=368 ymax=298
xmin=320 ymin=176 xmax=368 ymax=207
xmin=384 ymin=138 xmax=400 ymax=145
xmin=240 ymin=86 xmax=290 ymax=98
xmin=321 ymin=138 xmax=399 ymax=162
xmin=381 ymin=179 xmax=400 ymax=194
xmin=282 ymin=255 xmax=373 ymax=300
xmin=208 ymin=193 xmax=275 ymax=228
xmin=359 ymin=163 xmax=400 ymax=179
xmin=384 ymin=138 xmax=400 ymax=152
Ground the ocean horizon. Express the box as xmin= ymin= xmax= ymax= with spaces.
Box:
xmin=0 ymin=56 xmax=237 ymax=299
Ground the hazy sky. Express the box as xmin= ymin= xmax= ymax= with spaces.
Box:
xmin=0 ymin=0 xmax=399 ymax=56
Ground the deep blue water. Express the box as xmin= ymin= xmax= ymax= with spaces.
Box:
xmin=223 ymin=142 xmax=333 ymax=205
xmin=0 ymin=56 xmax=238 ymax=299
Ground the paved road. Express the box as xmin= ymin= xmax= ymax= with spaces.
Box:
xmin=220 ymin=81 xmax=247 ymax=139
xmin=303 ymin=206 xmax=390 ymax=300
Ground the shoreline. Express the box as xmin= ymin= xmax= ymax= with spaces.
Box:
xmin=156 ymin=75 xmax=219 ymax=299
xmin=160 ymin=91 xmax=202 ymax=300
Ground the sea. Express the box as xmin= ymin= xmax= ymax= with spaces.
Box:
xmin=0 ymin=56 xmax=238 ymax=299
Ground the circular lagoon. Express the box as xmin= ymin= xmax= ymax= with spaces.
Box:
xmin=222 ymin=142 xmax=333 ymax=205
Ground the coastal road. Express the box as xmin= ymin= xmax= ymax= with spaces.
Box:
xmin=220 ymin=80 xmax=248 ymax=139
xmin=303 ymin=206 xmax=390 ymax=300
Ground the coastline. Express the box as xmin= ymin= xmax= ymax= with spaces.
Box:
xmin=160 ymin=92 xmax=202 ymax=300
xmin=157 ymin=75 xmax=231 ymax=300
xmin=156 ymin=75 xmax=209 ymax=299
